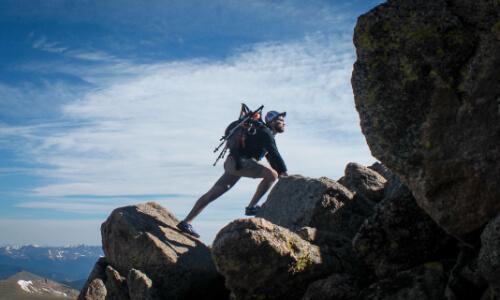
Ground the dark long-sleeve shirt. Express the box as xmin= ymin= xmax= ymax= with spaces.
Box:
xmin=237 ymin=125 xmax=287 ymax=174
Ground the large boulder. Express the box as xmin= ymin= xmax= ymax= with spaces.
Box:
xmin=352 ymin=0 xmax=500 ymax=236
xmin=89 ymin=202 xmax=227 ymax=300
xmin=212 ymin=218 xmax=349 ymax=300
xmin=257 ymin=175 xmax=373 ymax=239
xmin=353 ymin=181 xmax=453 ymax=278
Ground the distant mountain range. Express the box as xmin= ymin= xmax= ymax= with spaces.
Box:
xmin=0 ymin=245 xmax=102 ymax=289
xmin=0 ymin=271 xmax=79 ymax=300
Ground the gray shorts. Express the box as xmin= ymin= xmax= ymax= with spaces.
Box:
xmin=214 ymin=156 xmax=269 ymax=188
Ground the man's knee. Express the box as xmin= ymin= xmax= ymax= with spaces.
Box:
xmin=262 ymin=168 xmax=278 ymax=182
xmin=213 ymin=174 xmax=239 ymax=194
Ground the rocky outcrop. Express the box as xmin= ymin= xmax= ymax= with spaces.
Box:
xmin=256 ymin=175 xmax=373 ymax=239
xmin=80 ymin=158 xmax=499 ymax=299
xmin=79 ymin=202 xmax=227 ymax=300
xmin=352 ymin=0 xmax=500 ymax=236
xmin=211 ymin=218 xmax=345 ymax=300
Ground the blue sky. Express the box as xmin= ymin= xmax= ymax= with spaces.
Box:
xmin=0 ymin=0 xmax=382 ymax=245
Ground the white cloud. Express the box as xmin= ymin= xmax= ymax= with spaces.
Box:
xmin=29 ymin=34 xmax=123 ymax=64
xmin=0 ymin=81 xmax=86 ymax=123
xmin=67 ymin=50 xmax=120 ymax=62
xmin=32 ymin=36 xmax=67 ymax=53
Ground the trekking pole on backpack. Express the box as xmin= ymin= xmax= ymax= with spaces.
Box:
xmin=213 ymin=145 xmax=228 ymax=166
xmin=212 ymin=105 xmax=264 ymax=166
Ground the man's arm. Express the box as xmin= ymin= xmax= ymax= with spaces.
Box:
xmin=263 ymin=131 xmax=287 ymax=175
xmin=265 ymin=154 xmax=288 ymax=177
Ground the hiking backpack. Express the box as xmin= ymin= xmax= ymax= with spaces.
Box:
xmin=213 ymin=103 xmax=264 ymax=166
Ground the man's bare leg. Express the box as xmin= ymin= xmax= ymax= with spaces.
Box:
xmin=247 ymin=167 xmax=278 ymax=208
xmin=184 ymin=175 xmax=239 ymax=223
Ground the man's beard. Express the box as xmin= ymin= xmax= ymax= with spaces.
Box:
xmin=274 ymin=126 xmax=284 ymax=133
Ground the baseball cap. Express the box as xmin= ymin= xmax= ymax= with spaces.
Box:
xmin=265 ymin=111 xmax=286 ymax=124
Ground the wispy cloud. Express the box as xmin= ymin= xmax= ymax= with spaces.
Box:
xmin=32 ymin=36 xmax=67 ymax=53
xmin=30 ymin=34 xmax=122 ymax=63
xmin=0 ymin=81 xmax=88 ymax=123
xmin=67 ymin=50 xmax=119 ymax=62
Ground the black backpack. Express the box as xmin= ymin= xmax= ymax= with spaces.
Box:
xmin=225 ymin=119 xmax=248 ymax=153
xmin=213 ymin=104 xmax=264 ymax=167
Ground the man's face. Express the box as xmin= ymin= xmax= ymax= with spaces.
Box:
xmin=272 ymin=116 xmax=285 ymax=133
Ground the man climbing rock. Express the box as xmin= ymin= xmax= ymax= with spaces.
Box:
xmin=177 ymin=110 xmax=288 ymax=238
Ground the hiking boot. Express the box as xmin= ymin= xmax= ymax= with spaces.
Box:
xmin=245 ymin=205 xmax=261 ymax=216
xmin=177 ymin=221 xmax=200 ymax=238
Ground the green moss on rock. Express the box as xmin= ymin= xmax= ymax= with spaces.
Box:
xmin=290 ymin=252 xmax=313 ymax=274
